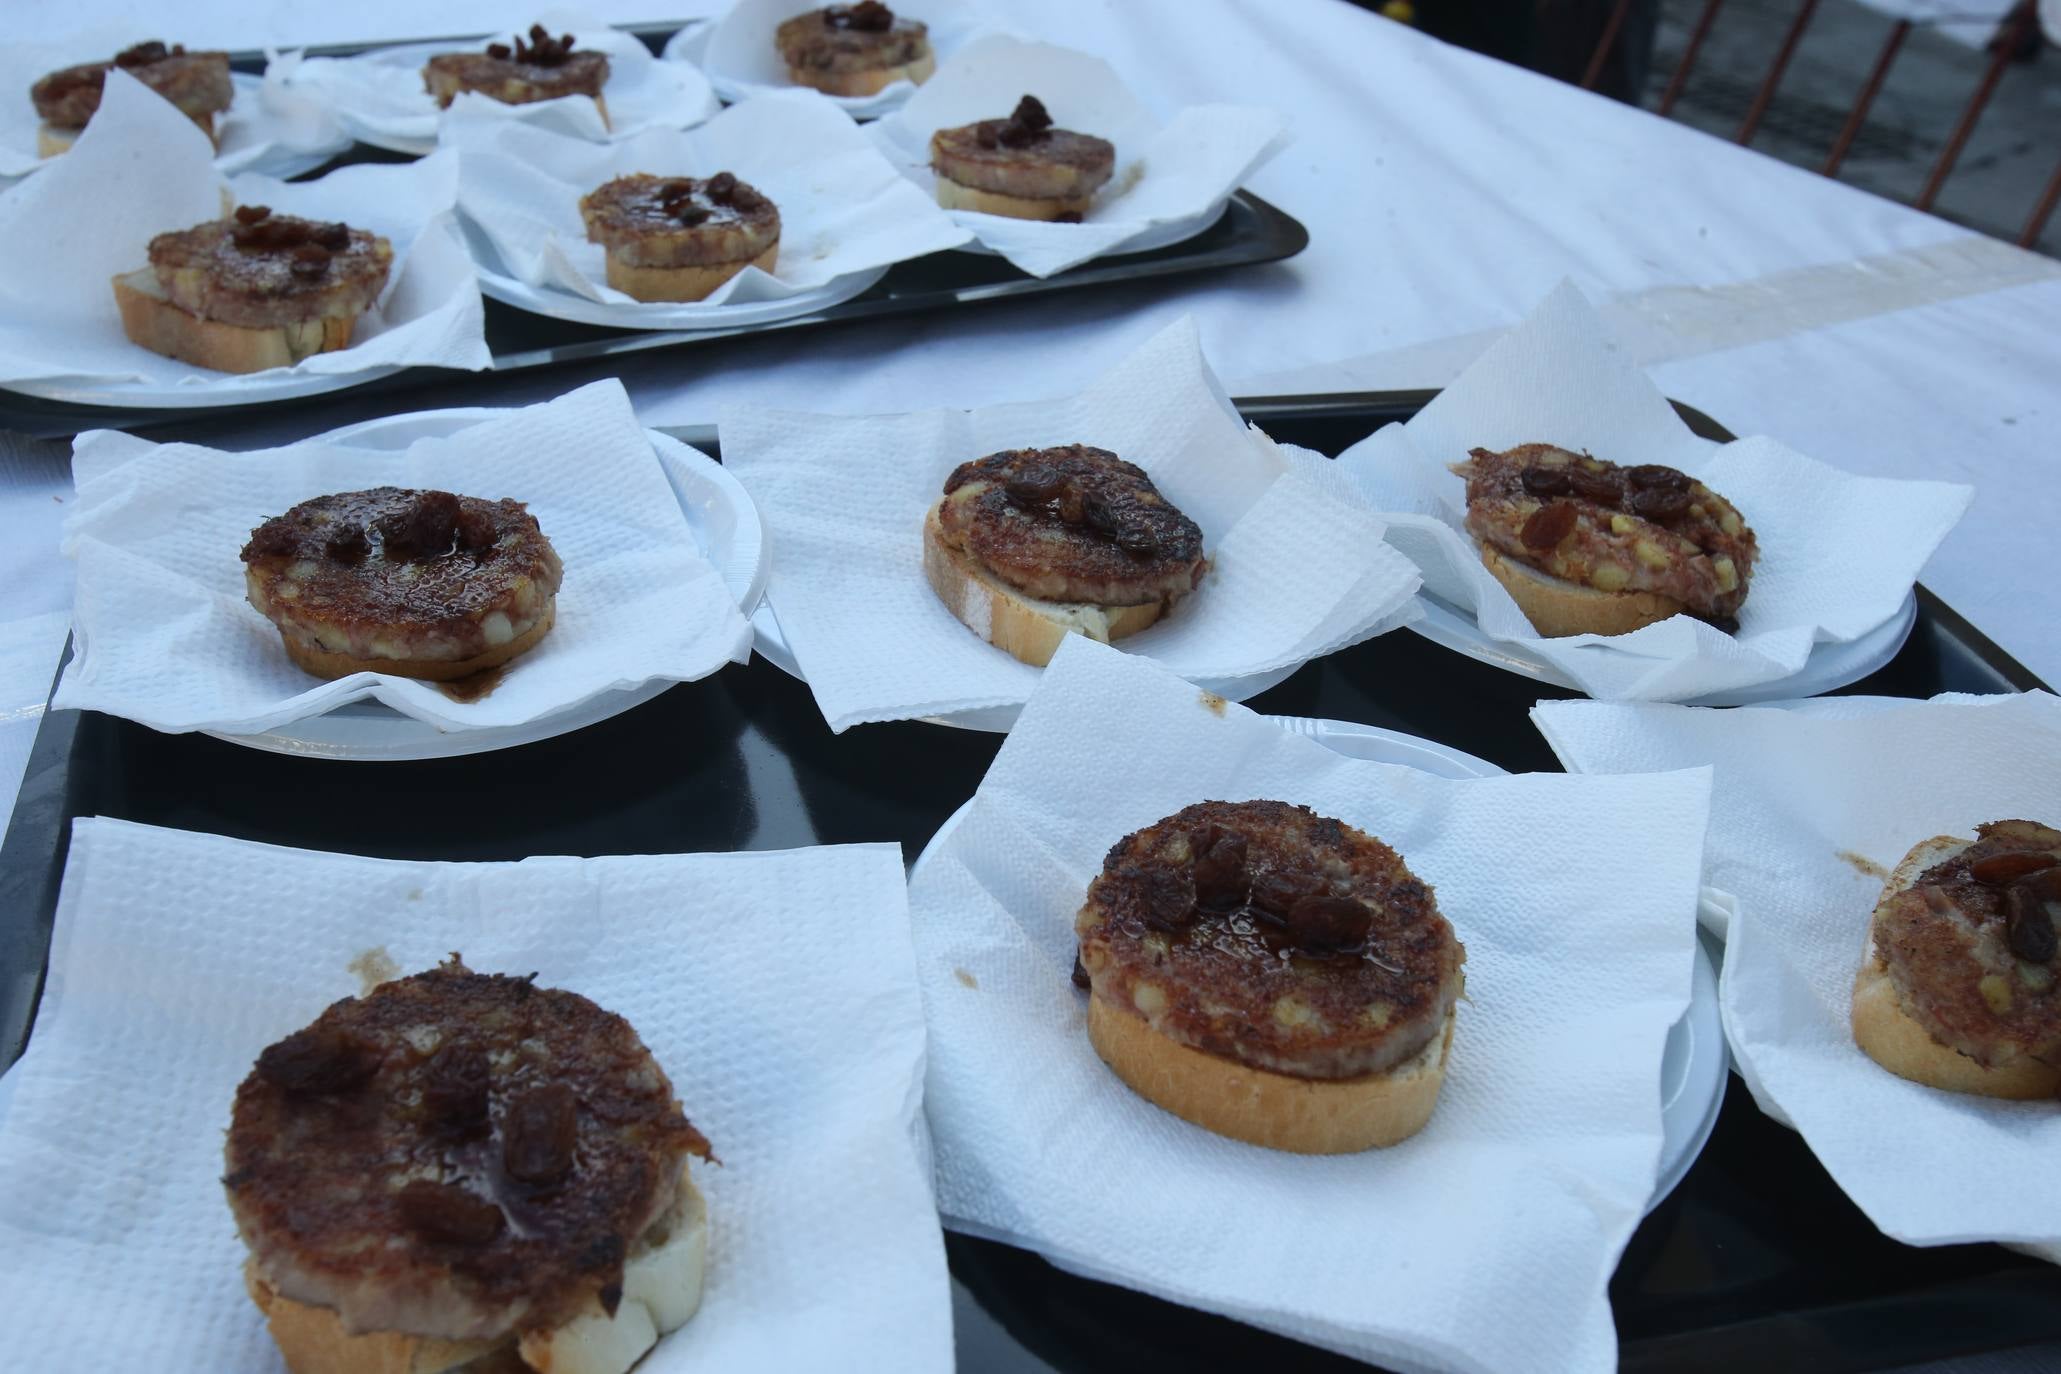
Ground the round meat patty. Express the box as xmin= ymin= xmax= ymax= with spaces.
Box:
xmin=931 ymin=95 xmax=1114 ymax=207
xmin=224 ymin=958 xmax=712 ymax=1343
xmin=240 ymin=487 xmax=563 ymax=681
xmin=776 ymin=3 xmax=931 ymax=85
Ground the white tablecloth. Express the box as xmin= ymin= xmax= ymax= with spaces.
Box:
xmin=4 ymin=0 xmax=2058 ymax=799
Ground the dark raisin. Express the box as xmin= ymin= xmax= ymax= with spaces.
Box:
xmin=1284 ymin=894 xmax=1373 ymax=955
xmin=313 ymin=222 xmax=351 ymax=251
xmin=705 ymin=171 xmax=739 ymax=204
xmin=503 ymin=1082 xmax=579 ymax=1187
xmin=1520 ymin=500 xmax=1578 ymax=551
xmin=455 ymin=507 xmax=498 ymax=553
xmin=1190 ymin=831 xmax=1249 ymax=910
xmin=234 ymin=204 xmax=272 ymax=225
xmin=1569 ymin=465 xmax=1623 ymax=504
xmin=1134 ymin=864 xmax=1198 ymax=932
xmin=256 ymin=1027 xmax=379 ymax=1096
xmin=1626 ymin=464 xmax=1690 ymax=491
xmin=1009 ymin=95 xmax=1053 ymax=133
xmin=114 ymin=41 xmax=171 ymax=67
xmin=1520 ymin=467 xmax=1571 ymax=498
xmin=244 ymin=520 xmax=301 ymax=561
xmin=288 ymin=244 xmax=332 ymax=282
xmin=396 ymin=1180 xmax=504 ymax=1246
xmin=378 ymin=491 xmax=462 ymax=560
xmin=1627 ymin=484 xmax=1692 ymax=522
xmin=1248 ymin=866 xmax=1320 ymax=917
xmin=827 ymin=2 xmax=894 ymax=32
xmin=2004 ymin=885 xmax=2058 ymax=963
xmin=323 ymin=523 xmax=369 ymax=563
xmin=485 ymin=43 xmax=512 ymax=59
xmin=1004 ymin=464 xmax=1066 ymax=506
xmin=1969 ymin=852 xmax=2058 ymax=886
xmin=420 ymin=1041 xmax=491 ymax=1135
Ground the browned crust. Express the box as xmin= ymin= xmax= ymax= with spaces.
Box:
xmin=225 ymin=958 xmax=712 ymax=1343
xmin=1077 ymin=800 xmax=1465 ymax=1081
xmin=114 ymin=270 xmax=359 ymax=374
xmin=1088 ymin=994 xmax=1453 ymax=1152
xmin=1480 ymin=545 xmax=1686 ymax=639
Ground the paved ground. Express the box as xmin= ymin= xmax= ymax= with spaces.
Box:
xmin=1648 ymin=0 xmax=2060 ymax=255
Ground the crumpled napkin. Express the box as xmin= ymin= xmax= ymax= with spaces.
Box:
xmin=1327 ymin=284 xmax=1971 ymax=701
xmin=53 ymin=379 xmax=753 ymax=736
xmin=0 ymin=816 xmax=950 ymax=1371
xmin=0 ymin=69 xmax=488 ymax=391
xmin=1532 ymin=690 xmax=2061 ymax=1255
xmin=865 ymin=36 xmax=1289 ymax=277
xmin=720 ymin=315 xmax=1422 ymax=732
xmin=910 ymin=637 xmax=1713 ymax=1373
xmin=285 ymin=15 xmax=720 ymax=156
xmin=0 ymin=32 xmax=347 ymax=180
xmin=682 ymin=0 xmax=996 ymax=120
xmin=449 ymin=88 xmax=970 ymax=311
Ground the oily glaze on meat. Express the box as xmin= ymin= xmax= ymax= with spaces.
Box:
xmin=936 ymin=445 xmax=1205 ymax=607
xmin=224 ymin=958 xmax=712 ymax=1343
xmin=423 ymin=27 xmax=608 ymax=109
xmin=931 ymin=95 xmax=1114 ymax=203
xmin=1077 ymin=800 xmax=1466 ymax=1080
xmin=1875 ymin=819 xmax=2061 ymax=1072
xmin=775 ymin=4 xmax=928 ymax=75
xmin=1452 ymin=443 xmax=1758 ymax=629
xmin=241 ymin=488 xmax=563 ymax=664
xmin=147 ymin=208 xmax=392 ymax=329
xmin=32 ymin=42 xmax=231 ymax=129
xmin=580 ymin=172 xmax=780 ymax=268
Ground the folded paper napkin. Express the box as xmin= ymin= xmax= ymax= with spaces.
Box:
xmin=863 ymin=36 xmax=1288 ymax=277
xmin=0 ymin=817 xmax=950 ymax=1371
xmin=0 ymin=35 xmax=345 ymax=180
xmin=448 ymin=89 xmax=971 ymax=309
xmin=0 ymin=70 xmax=488 ymax=390
xmin=1532 ymin=690 xmax=2061 ymax=1253
xmin=1327 ymin=283 xmax=1971 ymax=701
xmin=720 ymin=316 xmax=1422 ymax=732
xmin=53 ymin=379 xmax=753 ymax=736
xmin=287 ymin=20 xmax=720 ymax=155
xmin=909 ymin=638 xmax=1713 ymax=1373
xmin=688 ymin=0 xmax=995 ymax=120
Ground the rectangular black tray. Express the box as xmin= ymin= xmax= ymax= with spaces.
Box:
xmin=0 ymin=392 xmax=2052 ymax=1373
xmin=0 ymin=25 xmax=1307 ymax=441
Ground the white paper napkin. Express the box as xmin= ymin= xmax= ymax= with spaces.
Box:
xmin=720 ymin=316 xmax=1423 ymax=732
xmin=0 ymin=34 xmax=348 ymax=181
xmin=0 ymin=817 xmax=950 ymax=1372
xmin=686 ymin=0 xmax=995 ymax=120
xmin=1333 ymin=284 xmax=1972 ymax=701
xmin=910 ymin=638 xmax=1713 ymax=1374
xmin=449 ymin=89 xmax=971 ymax=309
xmin=1533 ymin=690 xmax=2061 ymax=1252
xmin=0 ymin=70 xmax=488 ymax=392
xmin=865 ymin=36 xmax=1288 ymax=277
xmin=53 ymin=380 xmax=753 ymax=736
xmin=286 ymin=15 xmax=721 ymax=155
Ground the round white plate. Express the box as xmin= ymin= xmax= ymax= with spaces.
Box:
xmin=462 ymin=215 xmax=889 ymax=331
xmin=208 ymin=409 xmax=766 ymax=761
xmin=1408 ymin=589 xmax=1920 ymax=707
xmin=2 ymin=360 xmax=405 ymax=411
xmin=748 ymin=601 xmax=1300 ymax=732
xmin=950 ymin=197 xmax=1233 ymax=261
xmin=910 ymin=715 xmax=1728 ymax=1210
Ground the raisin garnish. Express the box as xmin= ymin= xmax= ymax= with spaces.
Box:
xmin=505 ymin=25 xmax=576 ymax=67
xmin=1131 ymin=864 xmax=1198 ymax=932
xmin=1626 ymin=464 xmax=1691 ymax=492
xmin=397 ymin=1180 xmax=505 ymax=1246
xmin=455 ymin=507 xmax=499 ymax=554
xmin=997 ymin=94 xmax=1055 ymax=149
xmin=1520 ymin=500 xmax=1578 ymax=551
xmin=486 ymin=43 xmax=512 ymax=59
xmin=420 ymin=1041 xmax=491 ymax=1135
xmin=1520 ymin=467 xmax=1572 ymax=498
xmin=826 ymin=2 xmax=895 ymax=32
xmin=1003 ymin=465 xmax=1067 ymax=507
xmin=114 ymin=41 xmax=173 ymax=68
xmin=1190 ymin=829 xmax=1248 ymax=910
xmin=1569 ymin=465 xmax=1622 ymax=504
xmin=377 ymin=491 xmax=463 ymax=561
xmin=1627 ymin=484 xmax=1692 ymax=522
xmin=234 ymin=205 xmax=272 ymax=225
xmin=1970 ymin=852 xmax=2057 ymax=886
xmin=503 ymin=1083 xmax=579 ymax=1187
xmin=2005 ymin=884 xmax=2058 ymax=963
xmin=256 ymin=1026 xmax=379 ymax=1096
xmin=1283 ymin=894 xmax=1373 ymax=955
xmin=323 ymin=523 xmax=369 ymax=563
xmin=288 ymin=243 xmax=332 ymax=282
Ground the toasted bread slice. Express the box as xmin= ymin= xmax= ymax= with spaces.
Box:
xmin=1088 ymin=994 xmax=1455 ymax=1153
xmin=785 ymin=49 xmax=933 ymax=97
xmin=114 ymin=268 xmax=360 ymax=374
xmin=934 ymin=175 xmax=1092 ymax=222
xmin=922 ymin=502 xmax=1166 ymax=666
xmin=1480 ymin=544 xmax=1684 ymax=638
xmin=1851 ymin=834 xmax=2061 ymax=1099
xmin=603 ymin=243 xmax=778 ymax=303
xmin=273 ymin=601 xmax=556 ymax=683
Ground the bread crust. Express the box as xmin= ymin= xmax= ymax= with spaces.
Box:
xmin=934 ymin=175 xmax=1093 ymax=222
xmin=1088 ymin=994 xmax=1453 ymax=1152
xmin=276 ymin=602 xmax=556 ymax=683
xmin=784 ymin=49 xmax=933 ymax=97
xmin=1851 ymin=834 xmax=2061 ymax=1099
xmin=602 ymin=243 xmax=778 ymax=303
xmin=114 ymin=269 xmax=358 ymax=374
xmin=922 ymin=502 xmax=1164 ymax=666
xmin=1480 ymin=544 xmax=1684 ymax=638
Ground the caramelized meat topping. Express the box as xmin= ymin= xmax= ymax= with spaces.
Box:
xmin=487 ymin=24 xmax=578 ymax=66
xmin=825 ymin=1 xmax=895 ymax=30
xmin=1876 ymin=819 xmax=2061 ymax=1070
xmin=256 ymin=1026 xmax=381 ymax=1096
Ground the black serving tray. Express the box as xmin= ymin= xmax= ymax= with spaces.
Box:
xmin=0 ymin=394 xmax=2052 ymax=1373
xmin=0 ymin=25 xmax=1307 ymax=441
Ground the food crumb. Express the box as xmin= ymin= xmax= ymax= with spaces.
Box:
xmin=406 ymin=888 xmax=423 ymax=901
xmin=953 ymin=967 xmax=979 ymax=990
xmin=347 ymin=947 xmax=401 ymax=993
xmin=1199 ymin=691 xmax=1227 ymax=716
xmin=1837 ymin=850 xmax=1889 ymax=882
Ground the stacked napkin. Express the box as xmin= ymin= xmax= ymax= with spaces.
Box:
xmin=867 ymin=36 xmax=1288 ymax=276
xmin=721 ymin=316 xmax=1422 ymax=732
xmin=910 ymin=638 xmax=1714 ymax=1373
xmin=1327 ymin=284 xmax=1971 ymax=701
xmin=0 ymin=817 xmax=950 ymax=1370
xmin=54 ymin=380 xmax=752 ymax=736
xmin=1535 ymin=691 xmax=2061 ymax=1257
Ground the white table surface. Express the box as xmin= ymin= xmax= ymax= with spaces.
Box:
xmin=3 ymin=0 xmax=2057 ymax=817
